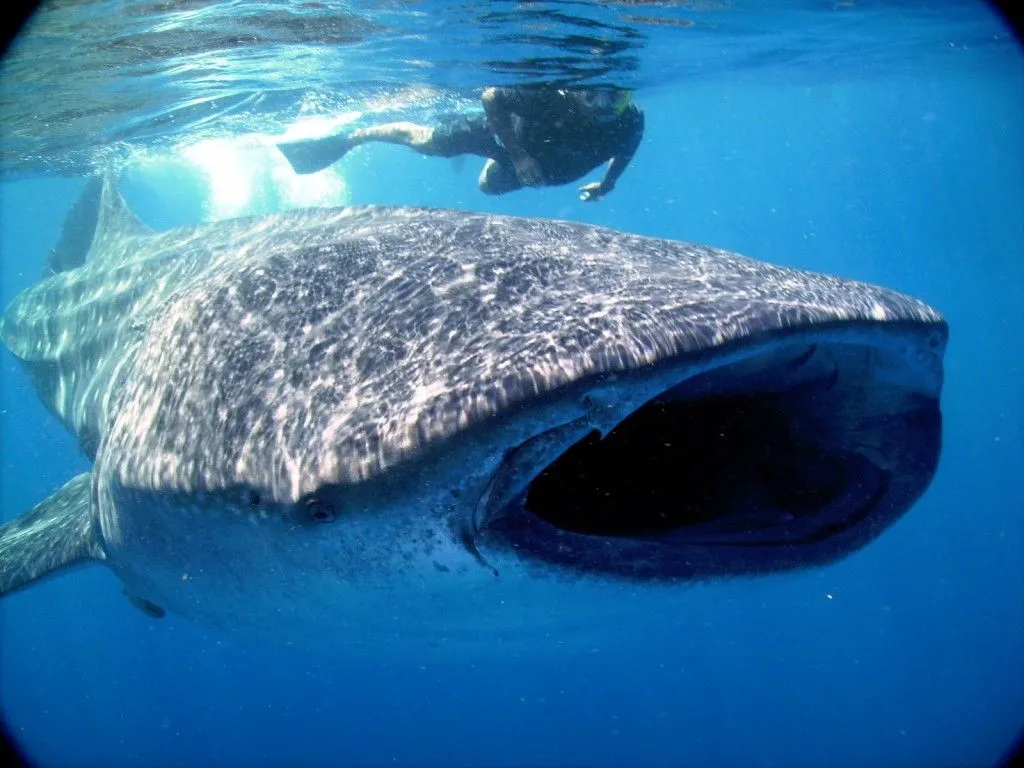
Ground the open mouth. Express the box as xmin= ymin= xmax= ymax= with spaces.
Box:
xmin=523 ymin=387 xmax=888 ymax=545
xmin=479 ymin=333 xmax=943 ymax=580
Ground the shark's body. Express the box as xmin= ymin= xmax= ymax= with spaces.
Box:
xmin=0 ymin=178 xmax=946 ymax=650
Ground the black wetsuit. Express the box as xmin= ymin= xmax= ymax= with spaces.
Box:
xmin=431 ymin=87 xmax=645 ymax=188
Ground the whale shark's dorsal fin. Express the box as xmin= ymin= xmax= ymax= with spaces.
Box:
xmin=43 ymin=175 xmax=153 ymax=277
xmin=44 ymin=177 xmax=104 ymax=276
xmin=0 ymin=473 xmax=106 ymax=596
xmin=91 ymin=174 xmax=152 ymax=254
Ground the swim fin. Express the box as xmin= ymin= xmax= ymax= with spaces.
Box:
xmin=277 ymin=133 xmax=354 ymax=175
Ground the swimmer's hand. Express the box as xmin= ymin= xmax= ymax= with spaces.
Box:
xmin=512 ymin=153 xmax=544 ymax=186
xmin=578 ymin=181 xmax=609 ymax=202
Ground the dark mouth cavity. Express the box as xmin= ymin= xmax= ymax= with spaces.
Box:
xmin=515 ymin=344 xmax=889 ymax=547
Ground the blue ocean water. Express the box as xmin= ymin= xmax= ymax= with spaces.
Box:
xmin=1 ymin=2 xmax=1022 ymax=766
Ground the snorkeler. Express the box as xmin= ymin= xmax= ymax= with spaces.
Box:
xmin=277 ymin=86 xmax=644 ymax=202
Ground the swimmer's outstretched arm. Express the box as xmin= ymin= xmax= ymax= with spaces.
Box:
xmin=581 ymin=109 xmax=645 ymax=202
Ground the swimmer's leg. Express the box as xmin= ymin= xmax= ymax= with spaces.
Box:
xmin=277 ymin=122 xmax=438 ymax=175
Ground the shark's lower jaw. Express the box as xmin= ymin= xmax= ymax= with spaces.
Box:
xmin=479 ymin=326 xmax=944 ymax=581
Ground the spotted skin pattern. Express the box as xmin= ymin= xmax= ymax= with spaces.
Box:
xmin=0 ymin=179 xmax=946 ymax=643
xmin=4 ymin=194 xmax=941 ymax=503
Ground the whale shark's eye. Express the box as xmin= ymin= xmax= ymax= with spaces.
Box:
xmin=303 ymin=496 xmax=337 ymax=523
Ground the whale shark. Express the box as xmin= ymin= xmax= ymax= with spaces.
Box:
xmin=0 ymin=177 xmax=946 ymax=649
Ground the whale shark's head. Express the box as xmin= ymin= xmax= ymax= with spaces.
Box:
xmin=78 ymin=207 xmax=943 ymax=638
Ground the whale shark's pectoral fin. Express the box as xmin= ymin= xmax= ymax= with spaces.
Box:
xmin=277 ymin=133 xmax=354 ymax=175
xmin=0 ymin=473 xmax=106 ymax=596
xmin=123 ymin=589 xmax=166 ymax=619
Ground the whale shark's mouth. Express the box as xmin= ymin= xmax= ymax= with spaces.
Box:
xmin=480 ymin=329 xmax=943 ymax=579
